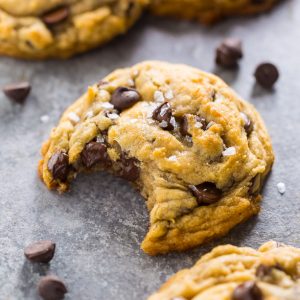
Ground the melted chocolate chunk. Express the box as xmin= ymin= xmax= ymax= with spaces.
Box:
xmin=119 ymin=154 xmax=140 ymax=182
xmin=24 ymin=240 xmax=56 ymax=263
xmin=189 ymin=182 xmax=222 ymax=205
xmin=111 ymin=87 xmax=141 ymax=111
xmin=3 ymin=81 xmax=31 ymax=103
xmin=180 ymin=116 xmax=190 ymax=136
xmin=42 ymin=6 xmax=69 ymax=26
xmin=38 ymin=275 xmax=67 ymax=300
xmin=256 ymin=264 xmax=272 ymax=278
xmin=232 ymin=281 xmax=263 ymax=300
xmin=152 ymin=102 xmax=174 ymax=130
xmin=47 ymin=151 xmax=69 ymax=181
xmin=254 ymin=63 xmax=279 ymax=89
xmin=81 ymin=141 xmax=109 ymax=168
xmin=216 ymin=38 xmax=243 ymax=68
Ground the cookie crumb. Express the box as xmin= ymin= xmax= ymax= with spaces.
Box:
xmin=40 ymin=115 xmax=50 ymax=123
xmin=277 ymin=182 xmax=286 ymax=194
xmin=222 ymin=147 xmax=236 ymax=156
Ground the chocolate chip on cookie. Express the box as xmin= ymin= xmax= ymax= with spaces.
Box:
xmin=254 ymin=63 xmax=279 ymax=89
xmin=216 ymin=38 xmax=243 ymax=68
xmin=256 ymin=264 xmax=273 ymax=278
xmin=180 ymin=116 xmax=191 ymax=136
xmin=111 ymin=87 xmax=141 ymax=111
xmin=232 ymin=281 xmax=263 ymax=300
xmin=240 ymin=112 xmax=253 ymax=136
xmin=24 ymin=240 xmax=56 ymax=263
xmin=48 ymin=151 xmax=69 ymax=181
xmin=189 ymin=182 xmax=222 ymax=205
xmin=81 ymin=141 xmax=109 ymax=168
xmin=38 ymin=275 xmax=67 ymax=300
xmin=42 ymin=6 xmax=70 ymax=26
xmin=3 ymin=81 xmax=31 ymax=103
xmin=152 ymin=102 xmax=174 ymax=130
xmin=119 ymin=155 xmax=140 ymax=182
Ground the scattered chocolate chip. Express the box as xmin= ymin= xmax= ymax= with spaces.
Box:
xmin=3 ymin=81 xmax=31 ymax=103
xmin=81 ymin=141 xmax=109 ymax=168
xmin=119 ymin=154 xmax=140 ymax=182
xmin=254 ymin=63 xmax=279 ymax=89
xmin=42 ymin=6 xmax=69 ymax=26
xmin=111 ymin=87 xmax=141 ymax=111
xmin=47 ymin=151 xmax=69 ymax=181
xmin=24 ymin=240 xmax=55 ymax=263
xmin=216 ymin=38 xmax=243 ymax=68
xmin=38 ymin=275 xmax=67 ymax=300
xmin=232 ymin=281 xmax=263 ymax=300
xmin=240 ymin=112 xmax=253 ymax=136
xmin=152 ymin=102 xmax=174 ymax=130
xmin=188 ymin=182 xmax=222 ymax=205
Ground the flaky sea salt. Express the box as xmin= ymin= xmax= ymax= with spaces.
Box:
xmin=165 ymin=89 xmax=174 ymax=100
xmin=195 ymin=122 xmax=203 ymax=129
xmin=101 ymin=102 xmax=114 ymax=109
xmin=206 ymin=121 xmax=215 ymax=129
xmin=40 ymin=115 xmax=49 ymax=123
xmin=222 ymin=147 xmax=236 ymax=156
xmin=85 ymin=111 xmax=94 ymax=118
xmin=107 ymin=112 xmax=119 ymax=120
xmin=68 ymin=112 xmax=80 ymax=123
xmin=168 ymin=155 xmax=177 ymax=162
xmin=277 ymin=182 xmax=286 ymax=194
xmin=159 ymin=120 xmax=168 ymax=128
xmin=154 ymin=90 xmax=165 ymax=103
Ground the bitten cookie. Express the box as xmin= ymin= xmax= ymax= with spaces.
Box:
xmin=149 ymin=0 xmax=280 ymax=24
xmin=39 ymin=61 xmax=274 ymax=255
xmin=0 ymin=0 xmax=147 ymax=59
xmin=148 ymin=241 xmax=300 ymax=300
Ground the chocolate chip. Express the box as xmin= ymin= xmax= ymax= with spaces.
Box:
xmin=81 ymin=141 xmax=109 ymax=168
xmin=38 ymin=275 xmax=67 ymax=300
xmin=256 ymin=264 xmax=272 ymax=278
xmin=232 ymin=281 xmax=263 ymax=300
xmin=47 ymin=151 xmax=69 ymax=181
xmin=42 ymin=6 xmax=69 ymax=26
xmin=152 ymin=102 xmax=174 ymax=130
xmin=240 ymin=112 xmax=253 ymax=136
xmin=180 ymin=116 xmax=190 ymax=136
xmin=3 ymin=81 xmax=31 ymax=103
xmin=216 ymin=38 xmax=243 ymax=68
xmin=111 ymin=87 xmax=141 ymax=111
xmin=188 ymin=182 xmax=222 ymax=205
xmin=24 ymin=240 xmax=55 ymax=263
xmin=254 ymin=63 xmax=279 ymax=89
xmin=119 ymin=154 xmax=140 ymax=182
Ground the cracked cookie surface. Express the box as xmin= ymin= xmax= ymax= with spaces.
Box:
xmin=0 ymin=0 xmax=147 ymax=59
xmin=39 ymin=61 xmax=274 ymax=255
xmin=149 ymin=0 xmax=280 ymax=24
xmin=148 ymin=241 xmax=300 ymax=300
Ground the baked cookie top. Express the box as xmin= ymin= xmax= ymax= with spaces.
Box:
xmin=0 ymin=0 xmax=147 ymax=58
xmin=149 ymin=241 xmax=300 ymax=300
xmin=149 ymin=0 xmax=280 ymax=24
xmin=39 ymin=61 xmax=274 ymax=255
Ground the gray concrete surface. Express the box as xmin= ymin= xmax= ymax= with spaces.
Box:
xmin=0 ymin=1 xmax=299 ymax=299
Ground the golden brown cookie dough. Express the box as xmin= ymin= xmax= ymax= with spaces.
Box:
xmin=0 ymin=0 xmax=147 ymax=59
xmin=149 ymin=0 xmax=280 ymax=24
xmin=39 ymin=61 xmax=274 ymax=255
xmin=149 ymin=241 xmax=300 ymax=300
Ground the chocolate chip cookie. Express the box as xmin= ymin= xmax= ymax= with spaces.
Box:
xmin=149 ymin=241 xmax=300 ymax=299
xmin=0 ymin=0 xmax=147 ymax=59
xmin=38 ymin=61 xmax=274 ymax=255
xmin=149 ymin=0 xmax=280 ymax=24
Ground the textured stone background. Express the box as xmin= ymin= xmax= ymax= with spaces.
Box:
xmin=0 ymin=1 xmax=299 ymax=299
